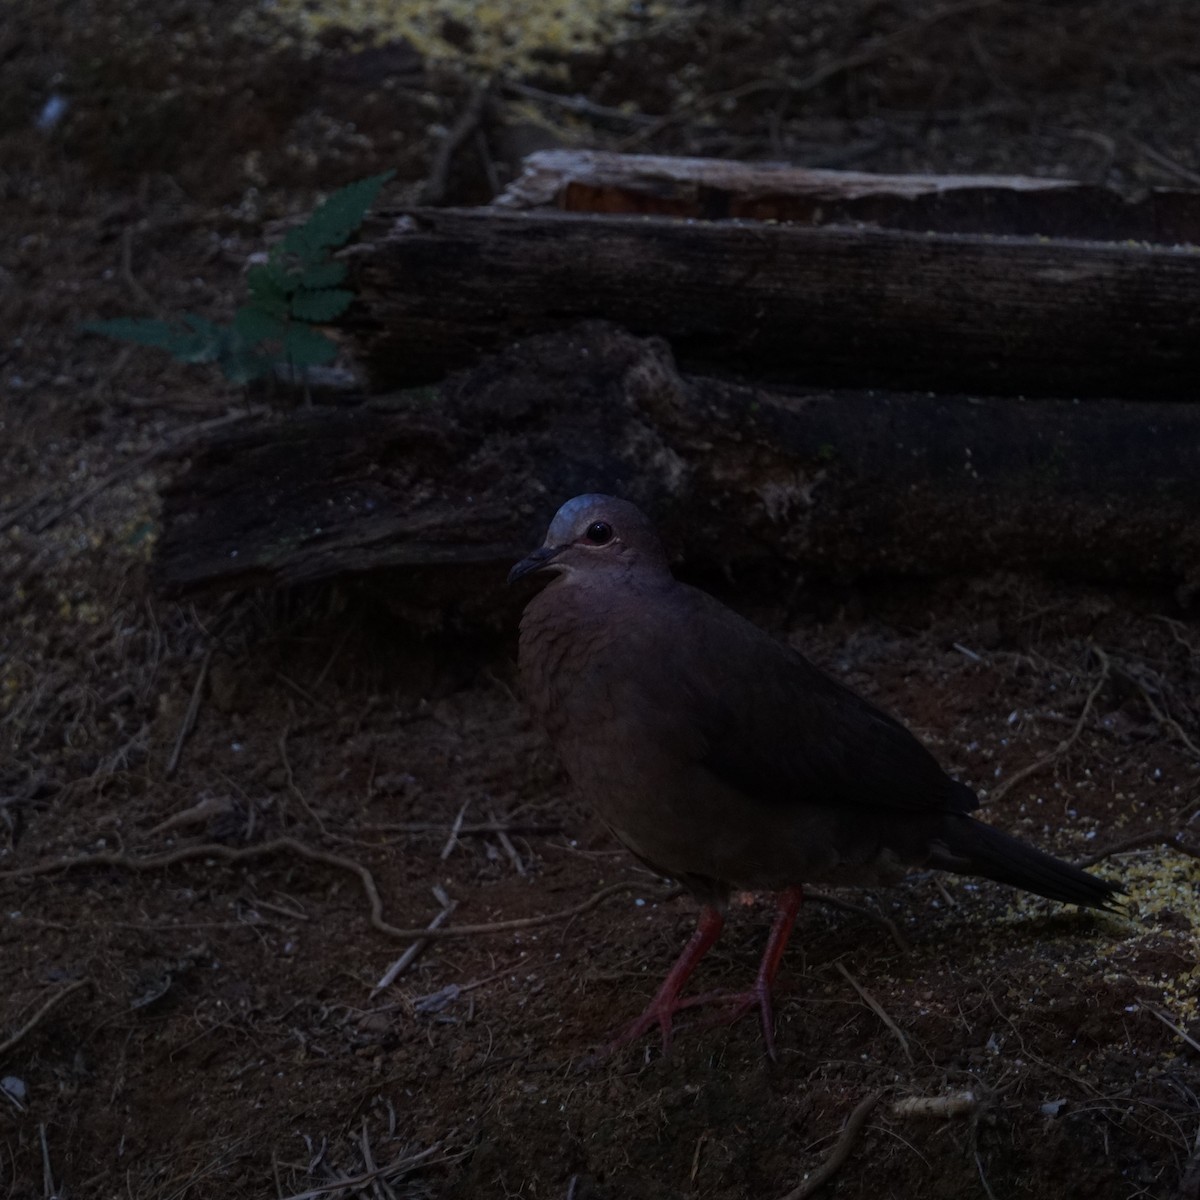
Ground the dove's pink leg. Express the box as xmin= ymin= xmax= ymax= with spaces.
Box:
xmin=605 ymin=904 xmax=725 ymax=1055
xmin=681 ymin=886 xmax=804 ymax=1061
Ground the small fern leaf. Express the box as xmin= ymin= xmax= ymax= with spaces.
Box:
xmin=290 ymin=288 xmax=355 ymax=323
xmin=283 ymin=324 xmax=339 ymax=367
xmin=181 ymin=313 xmax=227 ymax=338
xmin=280 ymin=170 xmax=395 ymax=261
xmin=296 ymin=260 xmax=348 ymax=289
xmin=83 ymin=317 xmax=221 ymax=364
xmin=246 ymin=264 xmax=294 ymax=315
xmin=233 ymin=306 xmax=290 ymax=344
xmin=83 ymin=317 xmax=175 ymax=348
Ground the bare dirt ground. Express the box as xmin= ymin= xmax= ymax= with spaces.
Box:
xmin=2 ymin=2 xmax=1200 ymax=1197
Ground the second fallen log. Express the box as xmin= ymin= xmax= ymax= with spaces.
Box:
xmin=156 ymin=323 xmax=1200 ymax=608
xmin=347 ymin=205 xmax=1200 ymax=399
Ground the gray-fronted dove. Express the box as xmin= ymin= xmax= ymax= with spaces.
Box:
xmin=509 ymin=495 xmax=1120 ymax=1057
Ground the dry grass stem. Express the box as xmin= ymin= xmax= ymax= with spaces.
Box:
xmin=276 ymin=672 xmax=327 ymax=709
xmin=0 ymin=979 xmax=91 ymax=1061
xmin=834 ymin=961 xmax=914 ymax=1065
xmin=39 ymin=1122 xmax=54 ymax=1200
xmin=778 ymin=1090 xmax=884 ymax=1200
xmin=976 ymin=1149 xmax=999 ymax=1200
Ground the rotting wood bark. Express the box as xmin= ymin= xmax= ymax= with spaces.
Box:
xmin=157 ymin=323 xmax=1200 ymax=616
xmin=345 ymin=205 xmax=1200 ymax=398
xmin=496 ymin=150 xmax=1200 ymax=244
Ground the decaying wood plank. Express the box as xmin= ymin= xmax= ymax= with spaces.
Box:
xmin=496 ymin=150 xmax=1200 ymax=243
xmin=346 ymin=205 xmax=1200 ymax=398
xmin=157 ymin=323 xmax=1200 ymax=613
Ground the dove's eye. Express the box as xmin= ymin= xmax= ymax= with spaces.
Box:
xmin=585 ymin=521 xmax=613 ymax=545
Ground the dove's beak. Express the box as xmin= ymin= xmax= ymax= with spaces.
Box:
xmin=507 ymin=544 xmax=564 ymax=586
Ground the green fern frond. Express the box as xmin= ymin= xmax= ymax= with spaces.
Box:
xmin=83 ymin=169 xmax=393 ymax=389
xmin=233 ymin=306 xmax=290 ymax=343
xmin=295 ymin=261 xmax=349 ymax=290
xmin=280 ymin=170 xmax=395 ymax=263
xmin=290 ymin=288 xmax=355 ymax=322
xmin=83 ymin=317 xmax=221 ymax=364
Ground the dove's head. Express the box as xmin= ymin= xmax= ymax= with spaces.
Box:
xmin=507 ymin=494 xmax=670 ymax=586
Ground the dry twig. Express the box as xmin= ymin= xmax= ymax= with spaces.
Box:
xmin=1175 ymin=1126 xmax=1200 ymax=1200
xmin=278 ymin=1145 xmax=442 ymax=1200
xmin=892 ymin=1091 xmax=978 ymax=1119
xmin=779 ymin=1090 xmax=884 ymax=1200
xmin=147 ymin=794 xmax=235 ymax=838
xmin=0 ymin=979 xmax=91 ymax=1061
xmin=421 ymin=81 xmax=491 ymax=205
xmin=361 ymin=821 xmax=560 ymax=838
xmin=1129 ymin=673 xmax=1200 ymax=763
xmin=165 ymin=647 xmax=213 ymax=779
xmin=807 ymin=891 xmax=910 ymax=954
xmin=624 ymin=0 xmax=998 ymax=148
xmin=501 ymin=80 xmax=658 ymax=127
xmin=440 ymin=799 xmax=471 ymax=860
xmin=1077 ymin=828 xmax=1200 ymax=868
xmin=991 ymin=647 xmax=1109 ymax=802
xmin=835 ymin=961 xmax=914 ymax=1065
xmin=1147 ymin=1006 xmax=1200 ymax=1056
xmin=0 ymin=838 xmax=645 ymax=941
xmin=1132 ymin=140 xmax=1200 ymax=187
xmin=1154 ymin=615 xmax=1200 ymax=658
xmin=493 ymin=821 xmax=527 ymax=876
xmin=278 ymin=724 xmax=329 ymax=834
xmin=372 ymin=886 xmax=457 ymax=994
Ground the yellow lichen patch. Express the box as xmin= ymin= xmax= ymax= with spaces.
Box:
xmin=238 ymin=0 xmax=669 ymax=73
xmin=996 ymin=849 xmax=1200 ymax=1021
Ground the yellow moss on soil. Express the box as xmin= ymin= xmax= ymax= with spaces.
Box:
xmin=996 ymin=850 xmax=1200 ymax=1021
xmin=240 ymin=0 xmax=668 ymax=72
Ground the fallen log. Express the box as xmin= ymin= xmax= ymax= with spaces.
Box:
xmin=157 ymin=323 xmax=1200 ymax=614
xmin=347 ymin=204 xmax=1200 ymax=399
xmin=496 ymin=150 xmax=1200 ymax=243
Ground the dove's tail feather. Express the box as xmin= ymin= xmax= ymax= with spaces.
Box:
xmin=934 ymin=817 xmax=1123 ymax=910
